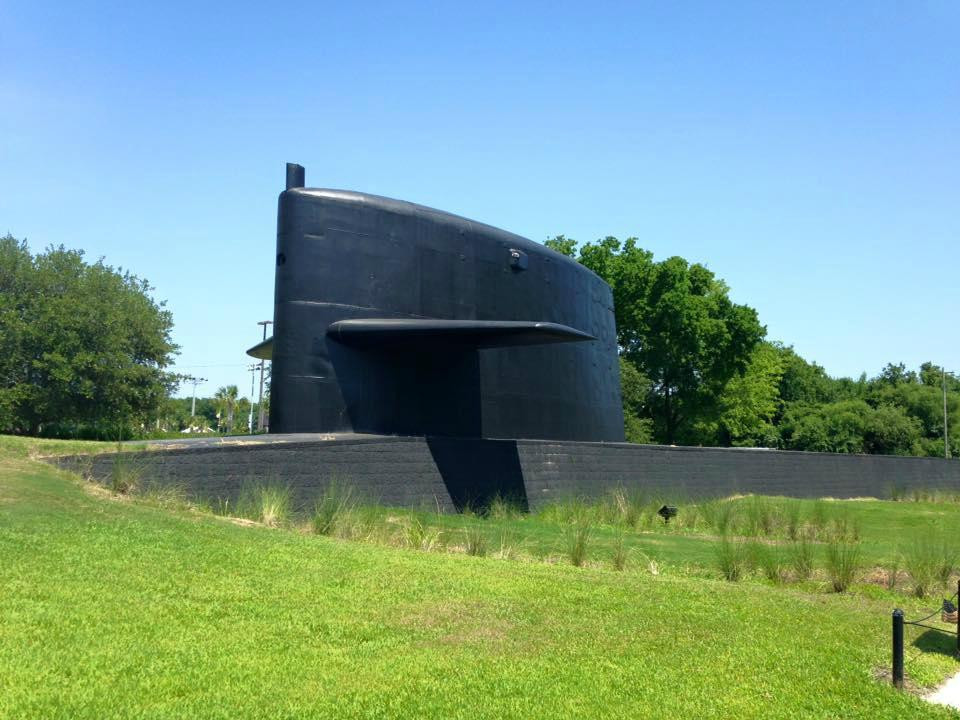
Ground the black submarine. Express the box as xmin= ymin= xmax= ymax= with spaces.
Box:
xmin=247 ymin=163 xmax=624 ymax=442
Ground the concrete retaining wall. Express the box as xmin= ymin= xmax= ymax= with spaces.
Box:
xmin=54 ymin=434 xmax=960 ymax=512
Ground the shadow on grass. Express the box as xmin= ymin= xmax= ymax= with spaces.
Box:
xmin=912 ymin=628 xmax=958 ymax=657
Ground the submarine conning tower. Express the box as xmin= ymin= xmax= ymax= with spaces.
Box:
xmin=247 ymin=163 xmax=624 ymax=442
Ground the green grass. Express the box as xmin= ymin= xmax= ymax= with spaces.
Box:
xmin=1 ymin=435 xmax=959 ymax=718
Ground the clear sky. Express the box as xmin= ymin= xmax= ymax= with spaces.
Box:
xmin=2 ymin=1 xmax=957 ymax=400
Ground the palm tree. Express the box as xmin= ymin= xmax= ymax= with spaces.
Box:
xmin=213 ymin=385 xmax=239 ymax=433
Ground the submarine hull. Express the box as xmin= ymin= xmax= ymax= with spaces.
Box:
xmin=268 ymin=183 xmax=624 ymax=442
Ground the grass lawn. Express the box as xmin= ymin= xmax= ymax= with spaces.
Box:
xmin=1 ymin=436 xmax=959 ymax=718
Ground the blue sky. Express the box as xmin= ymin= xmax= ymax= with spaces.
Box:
xmin=2 ymin=1 xmax=957 ymax=399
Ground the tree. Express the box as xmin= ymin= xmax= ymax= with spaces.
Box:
xmin=864 ymin=405 xmax=922 ymax=455
xmin=548 ymin=236 xmax=765 ymax=444
xmin=876 ymin=362 xmax=917 ymax=387
xmin=781 ymin=400 xmax=872 ymax=454
xmin=775 ymin=345 xmax=834 ymax=408
xmin=716 ymin=341 xmax=784 ymax=447
xmin=0 ymin=235 xmax=177 ymax=437
xmin=214 ymin=385 xmax=239 ymax=432
xmin=619 ymin=357 xmax=653 ymax=443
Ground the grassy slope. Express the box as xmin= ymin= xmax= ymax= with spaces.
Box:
xmin=0 ymin=438 xmax=957 ymax=719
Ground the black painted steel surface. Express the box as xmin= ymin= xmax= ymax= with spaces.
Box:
xmin=257 ymin=164 xmax=624 ymax=440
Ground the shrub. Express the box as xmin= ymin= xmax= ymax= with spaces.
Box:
xmin=715 ymin=536 xmax=749 ymax=582
xmin=566 ymin=521 xmax=592 ymax=567
xmin=788 ymin=536 xmax=815 ymax=580
xmin=825 ymin=540 xmax=861 ymax=592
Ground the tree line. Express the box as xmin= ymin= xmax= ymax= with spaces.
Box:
xmin=546 ymin=235 xmax=959 ymax=457
xmin=159 ymin=385 xmax=268 ymax=435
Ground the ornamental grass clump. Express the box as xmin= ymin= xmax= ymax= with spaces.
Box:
xmin=611 ymin=531 xmax=628 ymax=571
xmin=785 ymin=502 xmax=803 ymax=541
xmin=464 ymin=524 xmax=488 ymax=557
xmin=788 ymin=535 xmax=815 ymax=580
xmin=715 ymin=536 xmax=749 ymax=582
xmin=903 ymin=537 xmax=942 ymax=598
xmin=936 ymin=539 xmax=956 ymax=588
xmin=496 ymin=530 xmax=521 ymax=560
xmin=825 ymin=540 xmax=861 ymax=593
xmin=257 ymin=485 xmax=292 ymax=527
xmin=566 ymin=520 xmax=592 ymax=567
xmin=237 ymin=482 xmax=291 ymax=527
xmin=403 ymin=516 xmax=443 ymax=551
xmin=486 ymin=494 xmax=524 ymax=520
xmin=312 ymin=482 xmax=356 ymax=536
xmin=743 ymin=496 xmax=778 ymax=537
xmin=604 ymin=488 xmax=645 ymax=528
xmin=809 ymin=500 xmax=829 ymax=538
xmin=829 ymin=509 xmax=860 ymax=543
xmin=700 ymin=498 xmax=737 ymax=536
xmin=109 ymin=453 xmax=141 ymax=495
xmin=750 ymin=542 xmax=786 ymax=583
xmin=882 ymin=556 xmax=901 ymax=591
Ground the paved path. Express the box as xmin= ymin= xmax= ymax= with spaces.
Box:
xmin=927 ymin=671 xmax=960 ymax=710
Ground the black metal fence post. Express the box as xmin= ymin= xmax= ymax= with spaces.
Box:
xmin=956 ymin=579 xmax=960 ymax=657
xmin=892 ymin=609 xmax=904 ymax=689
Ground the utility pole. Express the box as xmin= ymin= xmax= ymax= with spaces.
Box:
xmin=945 ymin=368 xmax=951 ymax=459
xmin=188 ymin=376 xmax=207 ymax=418
xmin=257 ymin=320 xmax=272 ymax=431
xmin=248 ymin=364 xmax=258 ymax=435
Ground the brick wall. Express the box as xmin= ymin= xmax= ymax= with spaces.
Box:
xmin=54 ymin=435 xmax=960 ymax=512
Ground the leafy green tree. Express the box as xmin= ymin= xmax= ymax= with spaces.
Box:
xmin=214 ymin=385 xmax=239 ymax=432
xmin=716 ymin=341 xmax=784 ymax=447
xmin=781 ymin=400 xmax=872 ymax=454
xmin=547 ymin=236 xmax=765 ymax=444
xmin=876 ymin=362 xmax=917 ymax=387
xmin=233 ymin=397 xmax=252 ymax=433
xmin=619 ymin=357 xmax=653 ymax=443
xmin=863 ymin=404 xmax=922 ymax=455
xmin=0 ymin=235 xmax=177 ymax=437
xmin=775 ymin=345 xmax=835 ymax=408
